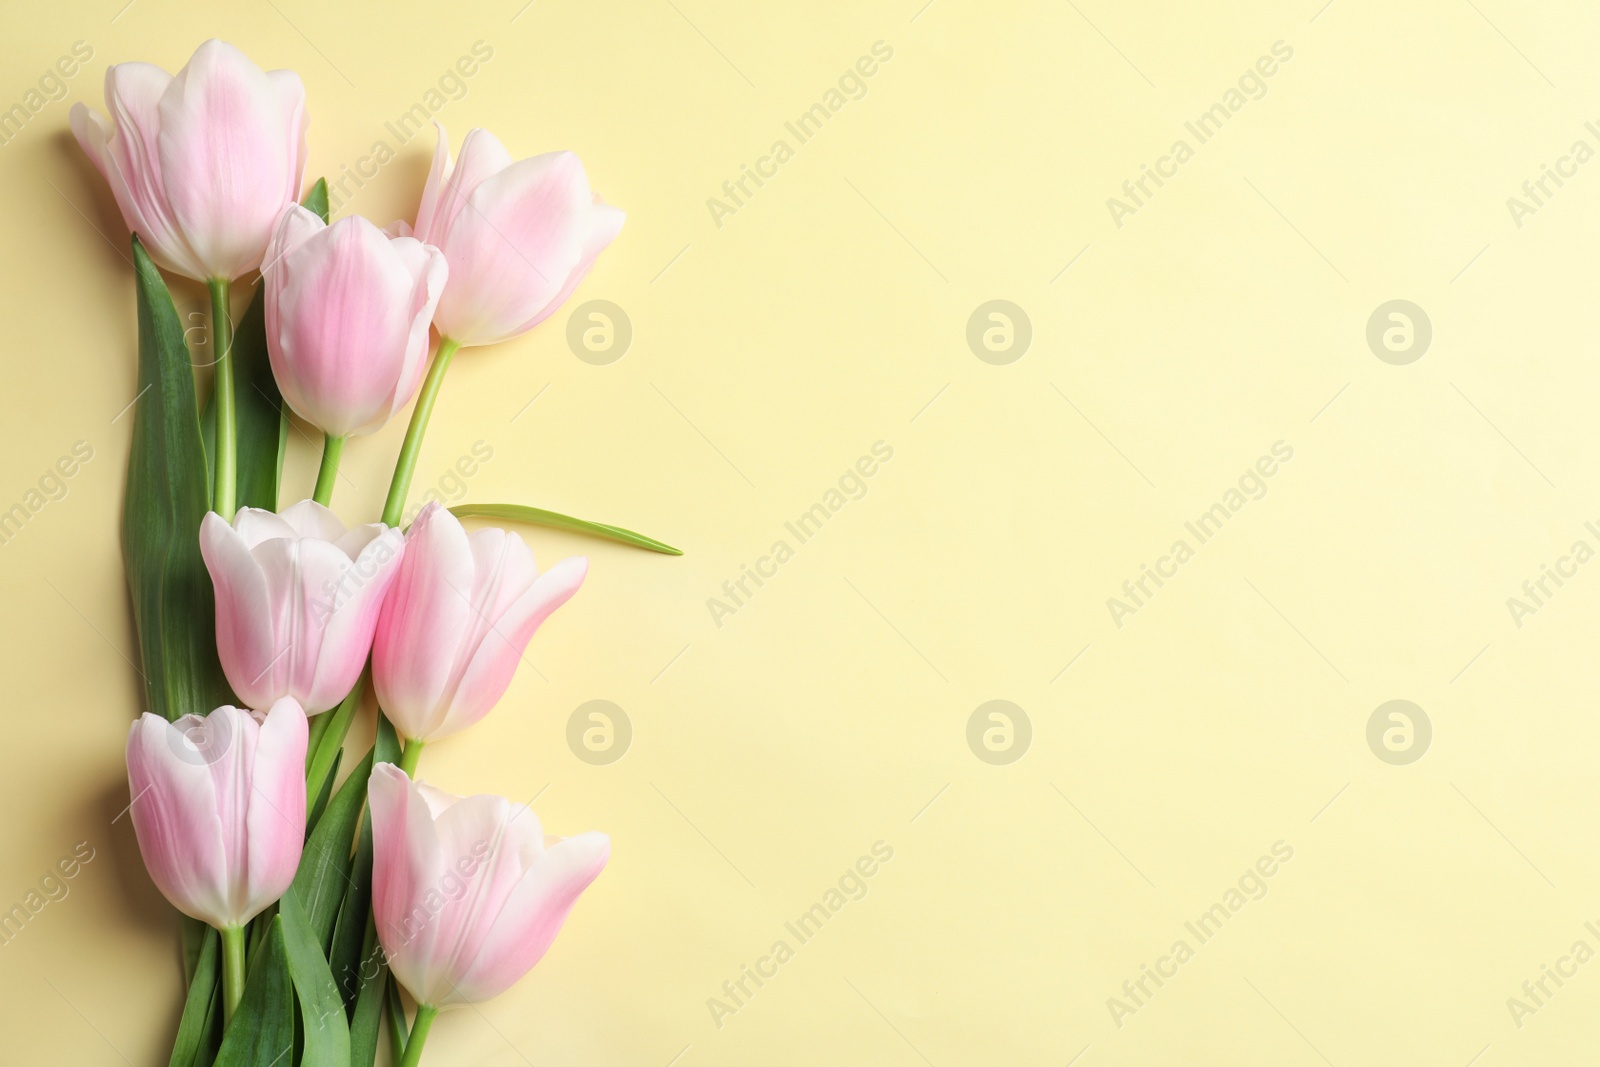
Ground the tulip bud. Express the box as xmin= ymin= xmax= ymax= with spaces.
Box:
xmin=369 ymin=764 xmax=608 ymax=1008
xmin=125 ymin=699 xmax=307 ymax=930
xmin=398 ymin=124 xmax=623 ymax=348
xmin=263 ymin=206 xmax=448 ymax=438
xmin=70 ymin=39 xmax=308 ymax=282
xmin=200 ymin=500 xmax=405 ymax=714
xmin=372 ymin=502 xmax=586 ymax=743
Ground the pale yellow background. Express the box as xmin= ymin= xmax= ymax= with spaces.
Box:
xmin=1 ymin=0 xmax=1596 ymax=1063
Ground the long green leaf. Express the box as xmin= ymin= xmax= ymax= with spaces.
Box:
xmin=181 ymin=914 xmax=208 ymax=986
xmin=306 ymin=749 xmax=342 ymax=832
xmin=349 ymin=716 xmax=401 ymax=1067
xmin=227 ymin=286 xmax=286 ymax=512
xmin=167 ymin=926 xmax=221 ymax=1067
xmin=450 ymin=502 xmax=683 ymax=555
xmin=348 ymin=933 xmax=385 ymax=1067
xmin=328 ymin=806 xmax=373 ymax=1010
xmin=124 ymin=236 xmax=234 ymax=721
xmin=294 ymin=746 xmax=375 ymax=949
xmin=305 ymin=673 xmax=364 ymax=811
xmin=213 ymin=917 xmax=293 ymax=1067
xmin=279 ymin=890 xmax=351 ymax=1067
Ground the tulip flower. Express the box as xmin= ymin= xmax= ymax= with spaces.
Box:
xmin=201 ymin=500 xmax=405 ymax=715
xmin=373 ymin=502 xmax=586 ymax=752
xmin=378 ymin=124 xmax=623 ymax=525
xmin=401 ymin=124 xmax=623 ymax=349
xmin=263 ymin=205 xmax=448 ymax=503
xmin=369 ymin=764 xmax=608 ymax=1061
xmin=126 ymin=698 xmax=307 ymax=1020
xmin=72 ymin=38 xmax=309 ymax=519
xmin=70 ymin=39 xmax=308 ymax=283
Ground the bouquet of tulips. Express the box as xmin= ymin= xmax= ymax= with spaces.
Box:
xmin=74 ymin=39 xmax=673 ymax=1067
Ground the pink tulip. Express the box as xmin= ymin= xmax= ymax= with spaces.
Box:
xmin=263 ymin=206 xmax=448 ymax=437
xmin=126 ymin=699 xmax=307 ymax=930
xmin=70 ymin=39 xmax=308 ymax=282
xmin=372 ymin=502 xmax=586 ymax=743
xmin=398 ymin=124 xmax=623 ymax=348
xmin=201 ymin=500 xmax=405 ymax=714
xmin=369 ymin=764 xmax=608 ymax=1007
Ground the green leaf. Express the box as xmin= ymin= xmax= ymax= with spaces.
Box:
xmin=226 ymin=285 xmax=287 ymax=512
xmin=376 ymin=713 xmax=401 ymax=766
xmin=328 ymin=807 xmax=373 ymax=1010
xmin=302 ymin=177 xmax=330 ymax=223
xmin=213 ymin=917 xmax=293 ymax=1067
xmin=349 ymin=715 xmax=399 ymax=1066
xmin=348 ymin=943 xmax=386 ymax=1067
xmin=385 ymin=976 xmax=408 ymax=1057
xmin=306 ymin=748 xmax=342 ymax=832
xmin=279 ymin=890 xmax=351 ymax=1067
xmin=168 ymin=926 xmax=221 ymax=1067
xmin=294 ymin=746 xmax=375 ymax=949
xmin=124 ymin=236 xmax=234 ymax=721
xmin=450 ymin=502 xmax=683 ymax=555
xmin=181 ymin=914 xmax=209 ymax=986
xmin=305 ymin=674 xmax=364 ymax=813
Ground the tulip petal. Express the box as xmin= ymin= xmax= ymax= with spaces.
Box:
xmin=370 ymin=766 xmax=452 ymax=1004
xmin=453 ymin=832 xmax=610 ymax=1003
xmin=515 ymin=201 xmax=626 ymax=335
xmin=411 ymin=123 xmax=452 ymax=246
xmin=417 ymin=792 xmax=530 ymax=1000
xmin=244 ymin=698 xmax=308 ymax=916
xmin=437 ymin=555 xmax=587 ymax=740
xmin=373 ymin=504 xmax=475 ymax=742
xmin=127 ymin=713 xmax=231 ymax=927
xmin=204 ymin=706 xmax=261 ymax=920
xmin=433 ymin=151 xmax=591 ymax=346
xmin=200 ymin=513 xmax=278 ymax=709
xmin=158 ymin=40 xmax=299 ymax=278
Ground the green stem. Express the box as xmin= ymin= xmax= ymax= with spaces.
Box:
xmin=381 ymin=338 xmax=460 ymax=527
xmin=398 ymin=738 xmax=424 ymax=778
xmin=220 ymin=924 xmax=246 ymax=1025
xmin=399 ymin=1004 xmax=437 ymax=1067
xmin=209 ymin=278 xmax=236 ymax=519
xmin=313 ymin=434 xmax=345 ymax=507
xmin=386 ymin=975 xmax=408 ymax=1057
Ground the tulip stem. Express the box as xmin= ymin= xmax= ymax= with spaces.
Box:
xmin=381 ymin=337 xmax=460 ymax=527
xmin=220 ymin=924 xmax=246 ymax=1025
xmin=209 ymin=278 xmax=236 ymax=520
xmin=398 ymin=738 xmax=425 ymax=777
xmin=399 ymin=1004 xmax=438 ymax=1067
xmin=313 ymin=434 xmax=345 ymax=506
